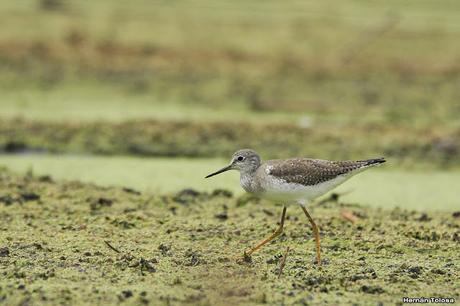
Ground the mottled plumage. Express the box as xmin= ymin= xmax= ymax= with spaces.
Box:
xmin=265 ymin=157 xmax=385 ymax=186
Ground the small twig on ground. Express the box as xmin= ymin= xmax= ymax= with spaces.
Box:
xmin=104 ymin=240 xmax=121 ymax=254
xmin=341 ymin=210 xmax=359 ymax=224
xmin=278 ymin=246 xmax=291 ymax=279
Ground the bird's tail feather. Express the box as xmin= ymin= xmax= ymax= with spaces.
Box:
xmin=359 ymin=157 xmax=386 ymax=167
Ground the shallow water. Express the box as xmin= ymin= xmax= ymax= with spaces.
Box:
xmin=0 ymin=154 xmax=459 ymax=211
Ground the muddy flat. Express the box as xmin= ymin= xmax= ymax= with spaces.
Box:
xmin=0 ymin=168 xmax=458 ymax=305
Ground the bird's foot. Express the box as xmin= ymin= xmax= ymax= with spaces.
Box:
xmin=235 ymin=251 xmax=252 ymax=264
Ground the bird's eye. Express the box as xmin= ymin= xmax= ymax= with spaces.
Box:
xmin=237 ymin=156 xmax=244 ymax=161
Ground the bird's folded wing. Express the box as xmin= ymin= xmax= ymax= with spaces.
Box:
xmin=267 ymin=158 xmax=368 ymax=186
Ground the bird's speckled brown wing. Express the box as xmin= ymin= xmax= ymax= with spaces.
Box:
xmin=266 ymin=158 xmax=385 ymax=186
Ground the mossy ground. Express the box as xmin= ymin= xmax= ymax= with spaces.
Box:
xmin=1 ymin=168 xmax=458 ymax=305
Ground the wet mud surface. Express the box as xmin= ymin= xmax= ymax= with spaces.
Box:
xmin=0 ymin=168 xmax=459 ymax=305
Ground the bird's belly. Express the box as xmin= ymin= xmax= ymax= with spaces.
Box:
xmin=259 ymin=175 xmax=349 ymax=203
xmin=259 ymin=189 xmax=305 ymax=202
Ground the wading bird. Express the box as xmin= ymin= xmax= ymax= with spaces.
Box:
xmin=205 ymin=149 xmax=385 ymax=265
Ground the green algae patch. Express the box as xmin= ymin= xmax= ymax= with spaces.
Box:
xmin=0 ymin=168 xmax=459 ymax=305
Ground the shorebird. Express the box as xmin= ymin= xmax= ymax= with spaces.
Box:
xmin=205 ymin=149 xmax=385 ymax=265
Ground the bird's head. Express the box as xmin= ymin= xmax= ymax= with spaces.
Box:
xmin=205 ymin=149 xmax=261 ymax=178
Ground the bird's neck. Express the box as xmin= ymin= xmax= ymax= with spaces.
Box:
xmin=239 ymin=169 xmax=257 ymax=193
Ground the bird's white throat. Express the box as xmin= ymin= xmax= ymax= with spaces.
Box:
xmin=240 ymin=171 xmax=256 ymax=193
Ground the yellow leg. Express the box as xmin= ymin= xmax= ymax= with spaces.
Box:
xmin=300 ymin=205 xmax=321 ymax=265
xmin=245 ymin=206 xmax=287 ymax=256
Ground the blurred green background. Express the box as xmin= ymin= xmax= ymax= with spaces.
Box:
xmin=0 ymin=0 xmax=459 ymax=210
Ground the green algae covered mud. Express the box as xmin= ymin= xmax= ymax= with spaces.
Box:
xmin=0 ymin=168 xmax=459 ymax=305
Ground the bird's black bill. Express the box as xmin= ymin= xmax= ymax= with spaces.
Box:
xmin=205 ymin=165 xmax=232 ymax=178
